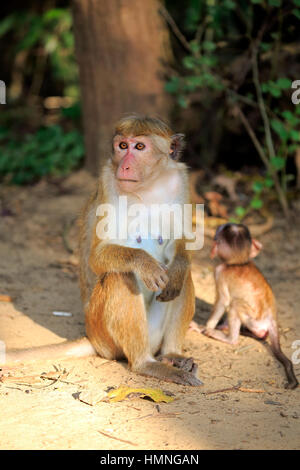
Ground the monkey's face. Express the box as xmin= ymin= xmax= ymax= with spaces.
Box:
xmin=112 ymin=135 xmax=169 ymax=193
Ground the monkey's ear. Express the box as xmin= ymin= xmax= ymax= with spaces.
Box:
xmin=170 ymin=133 xmax=185 ymax=160
xmin=250 ymin=239 xmax=263 ymax=258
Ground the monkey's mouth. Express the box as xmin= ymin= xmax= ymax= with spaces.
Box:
xmin=117 ymin=178 xmax=139 ymax=183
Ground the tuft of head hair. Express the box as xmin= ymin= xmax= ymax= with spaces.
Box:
xmin=114 ymin=114 xmax=173 ymax=139
xmin=114 ymin=114 xmax=186 ymax=160
xmin=215 ymin=223 xmax=252 ymax=264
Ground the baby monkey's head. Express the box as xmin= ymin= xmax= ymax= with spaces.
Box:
xmin=211 ymin=223 xmax=262 ymax=265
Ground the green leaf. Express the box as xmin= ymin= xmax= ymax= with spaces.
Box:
xmin=268 ymin=0 xmax=281 ymax=6
xmin=276 ymin=78 xmax=292 ymax=89
xmin=270 ymin=87 xmax=281 ymax=98
xmin=250 ymin=198 xmax=263 ymax=209
xmin=235 ymin=206 xmax=246 ymax=217
xmin=287 ymin=143 xmax=299 ymax=153
xmin=270 ymin=156 xmax=285 ymax=170
xmin=292 ymin=8 xmax=300 ymax=19
xmin=43 ymin=8 xmax=65 ymax=21
xmin=290 ymin=129 xmax=300 ymax=141
xmin=183 ymin=56 xmax=196 ymax=70
xmin=197 ymin=55 xmax=218 ymax=67
xmin=223 ymin=0 xmax=236 ymax=9
xmin=293 ymin=0 xmax=300 ymax=6
xmin=202 ymin=41 xmax=216 ymax=52
xmin=165 ymin=77 xmax=180 ymax=94
xmin=189 ymin=40 xmax=200 ymax=54
xmin=177 ymin=95 xmax=189 ymax=108
xmin=271 ymin=119 xmax=289 ymax=141
xmin=261 ymin=83 xmax=268 ymax=93
xmin=184 ymin=76 xmax=204 ymax=91
xmin=16 ymin=17 xmax=43 ymax=51
xmin=264 ymin=177 xmax=274 ymax=188
xmin=0 ymin=14 xmax=15 ymax=37
xmin=281 ymin=110 xmax=300 ymax=126
xmin=252 ymin=181 xmax=264 ymax=192
xmin=260 ymin=42 xmax=272 ymax=52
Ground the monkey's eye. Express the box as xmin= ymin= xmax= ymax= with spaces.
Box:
xmin=119 ymin=142 xmax=128 ymax=150
xmin=135 ymin=142 xmax=145 ymax=150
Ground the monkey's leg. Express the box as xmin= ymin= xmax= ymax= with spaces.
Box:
xmin=238 ymin=313 xmax=298 ymax=389
xmin=159 ymin=271 xmax=194 ymax=354
xmin=240 ymin=327 xmax=267 ymax=340
xmin=206 ymin=300 xmax=226 ymax=330
xmin=86 ymin=272 xmax=202 ymax=386
xmin=268 ymin=318 xmax=298 ymax=390
xmin=156 ymin=271 xmax=203 ymax=384
xmin=203 ymin=307 xmax=241 ymax=345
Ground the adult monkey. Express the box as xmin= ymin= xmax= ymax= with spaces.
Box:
xmin=3 ymin=115 xmax=202 ymax=386
xmin=78 ymin=115 xmax=202 ymax=386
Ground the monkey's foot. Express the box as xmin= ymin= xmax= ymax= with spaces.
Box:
xmin=157 ymin=353 xmax=197 ymax=373
xmin=216 ymin=321 xmax=229 ymax=332
xmin=285 ymin=379 xmax=298 ymax=390
xmin=188 ymin=321 xmax=205 ymax=333
xmin=135 ymin=360 xmax=203 ymax=386
xmin=202 ymin=327 xmax=237 ymax=344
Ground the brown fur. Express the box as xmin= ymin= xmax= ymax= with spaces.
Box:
xmin=203 ymin=223 xmax=298 ymax=389
xmin=1 ymin=116 xmax=201 ymax=388
xmin=78 ymin=115 xmax=202 ymax=386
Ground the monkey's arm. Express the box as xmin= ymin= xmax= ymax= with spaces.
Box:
xmin=206 ymin=267 xmax=230 ymax=329
xmin=157 ymin=239 xmax=190 ymax=302
xmin=89 ymin=242 xmax=169 ymax=292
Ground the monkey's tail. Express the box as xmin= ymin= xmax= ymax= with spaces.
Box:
xmin=1 ymin=337 xmax=97 ymax=366
xmin=268 ymin=321 xmax=298 ymax=390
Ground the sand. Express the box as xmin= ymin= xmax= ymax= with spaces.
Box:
xmin=0 ymin=170 xmax=299 ymax=450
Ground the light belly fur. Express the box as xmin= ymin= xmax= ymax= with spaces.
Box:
xmin=121 ymin=236 xmax=175 ymax=355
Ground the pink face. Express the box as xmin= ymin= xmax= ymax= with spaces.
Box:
xmin=112 ymin=135 xmax=158 ymax=192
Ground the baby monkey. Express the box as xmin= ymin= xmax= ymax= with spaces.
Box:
xmin=202 ymin=223 xmax=298 ymax=389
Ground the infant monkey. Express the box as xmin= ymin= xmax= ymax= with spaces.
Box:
xmin=202 ymin=223 xmax=298 ymax=390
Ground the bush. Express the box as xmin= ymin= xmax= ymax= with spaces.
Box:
xmin=0 ymin=125 xmax=85 ymax=184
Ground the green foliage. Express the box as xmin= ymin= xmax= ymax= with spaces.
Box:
xmin=165 ymin=0 xmax=300 ymax=217
xmin=0 ymin=7 xmax=83 ymax=185
xmin=0 ymin=125 xmax=84 ymax=184
xmin=234 ymin=177 xmax=274 ymax=222
xmin=0 ymin=8 xmax=78 ymax=98
xmin=261 ymin=78 xmax=292 ymax=98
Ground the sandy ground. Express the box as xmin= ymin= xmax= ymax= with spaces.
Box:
xmin=0 ymin=170 xmax=299 ymax=450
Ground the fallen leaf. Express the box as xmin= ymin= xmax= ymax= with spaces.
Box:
xmin=107 ymin=386 xmax=174 ymax=403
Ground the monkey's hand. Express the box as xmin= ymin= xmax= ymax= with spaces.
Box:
xmin=156 ymin=264 xmax=184 ymax=302
xmin=137 ymin=257 xmax=169 ymax=292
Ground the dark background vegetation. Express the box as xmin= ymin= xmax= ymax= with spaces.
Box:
xmin=0 ymin=0 xmax=300 ymax=220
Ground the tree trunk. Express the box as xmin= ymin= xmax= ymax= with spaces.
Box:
xmin=72 ymin=0 xmax=172 ymax=173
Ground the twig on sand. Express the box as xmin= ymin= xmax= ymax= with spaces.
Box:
xmin=204 ymin=381 xmax=265 ymax=395
xmin=97 ymin=429 xmax=137 ymax=447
